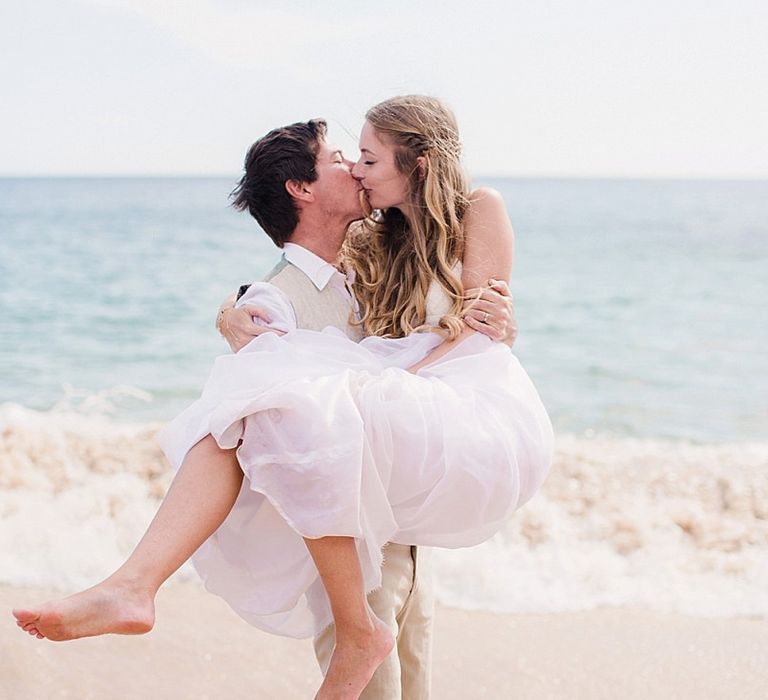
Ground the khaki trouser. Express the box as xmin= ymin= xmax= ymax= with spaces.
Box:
xmin=313 ymin=543 xmax=434 ymax=700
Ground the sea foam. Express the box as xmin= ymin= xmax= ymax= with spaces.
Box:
xmin=1 ymin=404 xmax=766 ymax=617
xmin=434 ymin=434 xmax=768 ymax=618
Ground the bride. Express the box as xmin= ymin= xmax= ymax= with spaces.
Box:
xmin=14 ymin=95 xmax=553 ymax=700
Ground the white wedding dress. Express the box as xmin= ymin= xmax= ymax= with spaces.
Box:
xmin=159 ymin=276 xmax=553 ymax=638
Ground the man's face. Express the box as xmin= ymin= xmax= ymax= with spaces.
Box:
xmin=308 ymin=139 xmax=364 ymax=221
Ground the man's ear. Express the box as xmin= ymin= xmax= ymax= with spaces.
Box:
xmin=285 ymin=180 xmax=314 ymax=201
xmin=416 ymin=156 xmax=427 ymax=181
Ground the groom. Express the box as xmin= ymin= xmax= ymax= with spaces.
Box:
xmin=216 ymin=119 xmax=515 ymax=699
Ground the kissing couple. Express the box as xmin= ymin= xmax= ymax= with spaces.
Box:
xmin=14 ymin=95 xmax=553 ymax=700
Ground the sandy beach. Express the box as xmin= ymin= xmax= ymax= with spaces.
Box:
xmin=3 ymin=414 xmax=768 ymax=698
xmin=2 ymin=582 xmax=766 ymax=699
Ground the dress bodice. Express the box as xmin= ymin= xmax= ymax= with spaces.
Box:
xmin=424 ymin=261 xmax=462 ymax=326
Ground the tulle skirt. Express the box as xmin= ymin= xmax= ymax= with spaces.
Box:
xmin=159 ymin=329 xmax=553 ymax=638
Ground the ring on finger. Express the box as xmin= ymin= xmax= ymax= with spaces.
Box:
xmin=482 ymin=311 xmax=491 ymax=324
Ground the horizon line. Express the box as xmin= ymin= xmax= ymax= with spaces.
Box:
xmin=1 ymin=173 xmax=767 ymax=182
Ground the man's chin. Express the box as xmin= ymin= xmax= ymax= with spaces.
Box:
xmin=358 ymin=189 xmax=374 ymax=218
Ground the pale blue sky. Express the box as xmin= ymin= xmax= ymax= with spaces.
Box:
xmin=1 ymin=0 xmax=766 ymax=177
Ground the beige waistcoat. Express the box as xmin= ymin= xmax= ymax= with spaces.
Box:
xmin=263 ymin=258 xmax=364 ymax=342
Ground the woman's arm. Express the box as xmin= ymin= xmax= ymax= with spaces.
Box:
xmin=463 ymin=279 xmax=517 ymax=345
xmin=407 ymin=187 xmax=514 ymax=373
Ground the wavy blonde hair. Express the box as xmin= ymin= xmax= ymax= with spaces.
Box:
xmin=342 ymin=95 xmax=471 ymax=339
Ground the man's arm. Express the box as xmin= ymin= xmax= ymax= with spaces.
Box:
xmin=215 ymin=292 xmax=237 ymax=332
xmin=215 ymin=286 xmax=292 ymax=352
xmin=216 ymin=253 xmax=517 ymax=354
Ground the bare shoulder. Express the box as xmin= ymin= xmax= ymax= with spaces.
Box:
xmin=469 ymin=186 xmax=506 ymax=209
xmin=464 ymin=187 xmax=514 ymax=240
xmin=460 ymin=187 xmax=515 ymax=284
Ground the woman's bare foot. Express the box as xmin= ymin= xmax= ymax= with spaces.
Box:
xmin=12 ymin=579 xmax=155 ymax=642
xmin=315 ymin=615 xmax=395 ymax=700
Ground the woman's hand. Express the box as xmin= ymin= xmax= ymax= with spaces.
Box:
xmin=462 ymin=279 xmax=518 ymax=346
xmin=217 ymin=304 xmax=285 ymax=353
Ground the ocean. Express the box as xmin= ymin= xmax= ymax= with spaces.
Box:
xmin=1 ymin=176 xmax=766 ymax=618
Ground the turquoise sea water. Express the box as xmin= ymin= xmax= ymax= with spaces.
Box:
xmin=2 ymin=177 xmax=767 ymax=617
xmin=1 ymin=176 xmax=766 ymax=442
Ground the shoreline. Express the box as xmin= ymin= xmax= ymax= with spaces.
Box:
xmin=3 ymin=414 xmax=768 ymax=620
xmin=3 ymin=582 xmax=766 ymax=699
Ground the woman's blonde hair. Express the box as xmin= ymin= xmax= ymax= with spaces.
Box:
xmin=342 ymin=95 xmax=471 ymax=339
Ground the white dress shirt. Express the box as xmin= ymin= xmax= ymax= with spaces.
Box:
xmin=282 ymin=243 xmax=360 ymax=318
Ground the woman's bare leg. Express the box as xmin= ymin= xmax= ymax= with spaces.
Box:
xmin=14 ymin=437 xmax=393 ymax=698
xmin=13 ymin=435 xmax=243 ymax=641
xmin=304 ymin=536 xmax=394 ymax=700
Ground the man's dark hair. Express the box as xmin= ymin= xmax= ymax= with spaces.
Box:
xmin=230 ymin=119 xmax=328 ymax=247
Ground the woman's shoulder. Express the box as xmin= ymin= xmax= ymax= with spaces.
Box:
xmin=459 ymin=188 xmax=514 ymax=284
xmin=463 ymin=187 xmax=513 ymax=234
xmin=467 ymin=187 xmax=507 ymax=216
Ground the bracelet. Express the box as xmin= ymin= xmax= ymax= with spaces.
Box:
xmin=216 ymin=306 xmax=231 ymax=334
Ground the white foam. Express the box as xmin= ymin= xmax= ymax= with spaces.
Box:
xmin=1 ymin=405 xmax=766 ymax=617
xmin=0 ymin=403 xmax=195 ymax=589
xmin=433 ymin=434 xmax=768 ymax=618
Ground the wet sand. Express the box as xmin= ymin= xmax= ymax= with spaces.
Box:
xmin=2 ymin=582 xmax=766 ymax=699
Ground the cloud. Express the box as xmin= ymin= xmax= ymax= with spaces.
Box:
xmin=80 ymin=0 xmax=389 ymax=68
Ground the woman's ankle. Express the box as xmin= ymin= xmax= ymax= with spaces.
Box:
xmin=336 ymin=611 xmax=390 ymax=644
xmin=103 ymin=570 xmax=160 ymax=597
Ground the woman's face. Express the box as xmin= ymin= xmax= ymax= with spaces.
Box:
xmin=352 ymin=121 xmax=409 ymax=211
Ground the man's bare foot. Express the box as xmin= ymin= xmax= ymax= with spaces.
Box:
xmin=315 ymin=615 xmax=395 ymax=700
xmin=12 ymin=579 xmax=155 ymax=642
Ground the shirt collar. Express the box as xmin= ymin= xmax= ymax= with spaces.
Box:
xmin=282 ymin=242 xmax=338 ymax=291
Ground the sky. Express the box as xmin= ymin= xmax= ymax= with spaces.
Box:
xmin=1 ymin=0 xmax=767 ymax=178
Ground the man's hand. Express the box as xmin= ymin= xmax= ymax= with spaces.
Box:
xmin=462 ymin=279 xmax=518 ymax=346
xmin=217 ymin=304 xmax=284 ymax=353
